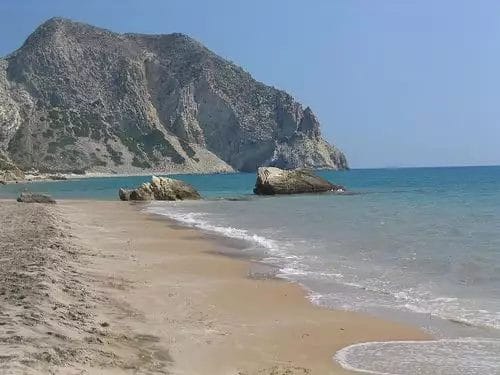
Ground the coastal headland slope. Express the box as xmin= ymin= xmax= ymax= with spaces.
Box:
xmin=0 ymin=18 xmax=347 ymax=176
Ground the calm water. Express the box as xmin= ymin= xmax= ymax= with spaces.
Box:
xmin=2 ymin=166 xmax=500 ymax=374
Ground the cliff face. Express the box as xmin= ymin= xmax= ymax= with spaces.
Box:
xmin=0 ymin=150 xmax=24 ymax=182
xmin=0 ymin=18 xmax=347 ymax=174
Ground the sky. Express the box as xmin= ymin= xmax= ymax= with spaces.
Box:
xmin=1 ymin=0 xmax=499 ymax=168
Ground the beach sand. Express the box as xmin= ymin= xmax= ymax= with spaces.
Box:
xmin=0 ymin=200 xmax=430 ymax=374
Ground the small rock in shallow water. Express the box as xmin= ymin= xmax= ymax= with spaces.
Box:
xmin=17 ymin=192 xmax=56 ymax=204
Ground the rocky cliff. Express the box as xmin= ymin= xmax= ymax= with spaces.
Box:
xmin=0 ymin=18 xmax=348 ymax=174
xmin=0 ymin=150 xmax=24 ymax=182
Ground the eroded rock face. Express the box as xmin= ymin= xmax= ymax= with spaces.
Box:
xmin=253 ymin=167 xmax=345 ymax=195
xmin=0 ymin=151 xmax=24 ymax=183
xmin=119 ymin=176 xmax=201 ymax=201
xmin=118 ymin=188 xmax=131 ymax=201
xmin=0 ymin=18 xmax=348 ymax=174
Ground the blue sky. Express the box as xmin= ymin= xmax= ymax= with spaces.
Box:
xmin=1 ymin=0 xmax=499 ymax=168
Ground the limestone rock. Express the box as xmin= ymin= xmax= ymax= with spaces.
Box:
xmin=118 ymin=188 xmax=131 ymax=201
xmin=253 ymin=167 xmax=345 ymax=195
xmin=0 ymin=18 xmax=347 ymax=174
xmin=149 ymin=175 xmax=201 ymax=200
xmin=17 ymin=192 xmax=56 ymax=204
xmin=0 ymin=151 xmax=24 ymax=183
xmin=130 ymin=182 xmax=155 ymax=201
xmin=119 ymin=176 xmax=200 ymax=201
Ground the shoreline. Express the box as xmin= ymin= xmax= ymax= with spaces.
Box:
xmin=63 ymin=200 xmax=430 ymax=374
xmin=1 ymin=166 xmax=348 ymax=185
xmin=1 ymin=169 xmax=240 ymax=185
xmin=1 ymin=199 xmax=431 ymax=374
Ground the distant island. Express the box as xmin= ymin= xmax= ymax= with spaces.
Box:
xmin=0 ymin=17 xmax=347 ymax=177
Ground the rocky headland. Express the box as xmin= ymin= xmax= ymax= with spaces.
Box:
xmin=0 ymin=18 xmax=347 ymax=177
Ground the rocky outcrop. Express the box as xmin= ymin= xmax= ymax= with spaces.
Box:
xmin=0 ymin=151 xmax=24 ymax=183
xmin=253 ymin=167 xmax=345 ymax=195
xmin=48 ymin=174 xmax=67 ymax=180
xmin=118 ymin=188 xmax=132 ymax=201
xmin=17 ymin=192 xmax=56 ymax=203
xmin=119 ymin=176 xmax=201 ymax=201
xmin=122 ymin=185 xmax=153 ymax=201
xmin=0 ymin=18 xmax=347 ymax=175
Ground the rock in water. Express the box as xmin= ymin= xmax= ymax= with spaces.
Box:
xmin=129 ymin=182 xmax=155 ymax=201
xmin=0 ymin=18 xmax=347 ymax=175
xmin=118 ymin=188 xmax=132 ymax=201
xmin=17 ymin=192 xmax=56 ymax=204
xmin=149 ymin=176 xmax=201 ymax=200
xmin=253 ymin=167 xmax=345 ymax=195
xmin=119 ymin=176 xmax=201 ymax=201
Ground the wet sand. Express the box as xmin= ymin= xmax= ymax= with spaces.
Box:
xmin=0 ymin=200 xmax=430 ymax=374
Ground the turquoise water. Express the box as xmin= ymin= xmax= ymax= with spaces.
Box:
xmin=2 ymin=166 xmax=500 ymax=374
xmin=0 ymin=172 xmax=255 ymax=200
xmin=3 ymin=166 xmax=499 ymax=202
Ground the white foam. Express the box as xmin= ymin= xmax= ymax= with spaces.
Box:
xmin=399 ymin=298 xmax=500 ymax=331
xmin=314 ymin=275 xmax=500 ymax=331
xmin=335 ymin=338 xmax=500 ymax=375
xmin=146 ymin=203 xmax=284 ymax=256
xmin=147 ymin=203 xmax=333 ymax=303
xmin=278 ymin=267 xmax=308 ymax=276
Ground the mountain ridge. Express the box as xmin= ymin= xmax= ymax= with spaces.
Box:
xmin=0 ymin=17 xmax=348 ymax=174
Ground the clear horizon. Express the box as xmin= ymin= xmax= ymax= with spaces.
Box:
xmin=1 ymin=0 xmax=500 ymax=169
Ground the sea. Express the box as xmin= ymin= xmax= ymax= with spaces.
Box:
xmin=2 ymin=166 xmax=500 ymax=374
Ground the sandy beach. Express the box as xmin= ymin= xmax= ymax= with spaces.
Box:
xmin=0 ymin=200 xmax=430 ymax=374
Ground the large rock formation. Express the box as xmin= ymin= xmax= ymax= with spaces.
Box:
xmin=253 ymin=167 xmax=344 ymax=195
xmin=119 ymin=175 xmax=201 ymax=201
xmin=0 ymin=18 xmax=347 ymax=175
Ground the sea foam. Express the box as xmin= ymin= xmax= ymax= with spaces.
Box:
xmin=146 ymin=203 xmax=283 ymax=256
xmin=335 ymin=338 xmax=500 ymax=375
xmin=146 ymin=202 xmax=315 ymax=283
